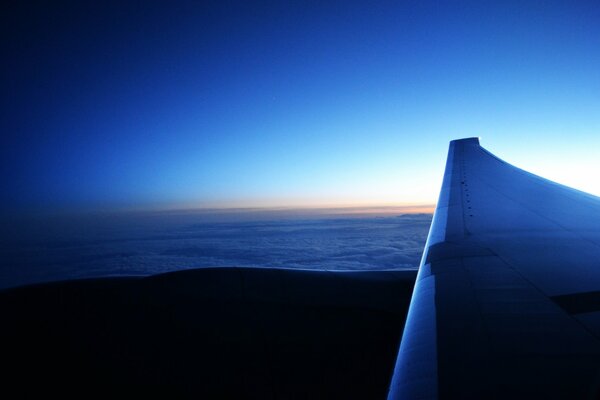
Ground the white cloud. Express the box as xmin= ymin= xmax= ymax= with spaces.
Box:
xmin=0 ymin=214 xmax=432 ymax=289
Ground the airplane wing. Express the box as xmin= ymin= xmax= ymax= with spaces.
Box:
xmin=388 ymin=138 xmax=600 ymax=399
xmin=0 ymin=267 xmax=416 ymax=398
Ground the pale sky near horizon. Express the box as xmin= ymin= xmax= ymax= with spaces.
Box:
xmin=2 ymin=1 xmax=599 ymax=213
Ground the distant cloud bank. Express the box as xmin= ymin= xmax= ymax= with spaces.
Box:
xmin=1 ymin=210 xmax=433 ymax=290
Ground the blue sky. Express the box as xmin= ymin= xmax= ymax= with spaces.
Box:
xmin=2 ymin=1 xmax=599 ymax=212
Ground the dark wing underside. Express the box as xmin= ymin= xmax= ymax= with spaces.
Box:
xmin=388 ymin=138 xmax=600 ymax=399
xmin=0 ymin=267 xmax=415 ymax=398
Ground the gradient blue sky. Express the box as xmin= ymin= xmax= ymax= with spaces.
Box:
xmin=2 ymin=1 xmax=599 ymax=212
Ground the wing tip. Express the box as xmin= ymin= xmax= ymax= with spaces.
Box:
xmin=450 ymin=137 xmax=480 ymax=145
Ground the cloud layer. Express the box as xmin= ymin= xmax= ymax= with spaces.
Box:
xmin=1 ymin=213 xmax=432 ymax=289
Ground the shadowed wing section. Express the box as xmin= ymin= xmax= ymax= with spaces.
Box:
xmin=0 ymin=268 xmax=416 ymax=398
xmin=388 ymin=138 xmax=600 ymax=399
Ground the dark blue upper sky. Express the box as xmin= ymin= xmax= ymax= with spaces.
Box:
xmin=2 ymin=1 xmax=599 ymax=212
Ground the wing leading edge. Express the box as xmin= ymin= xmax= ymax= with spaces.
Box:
xmin=388 ymin=138 xmax=600 ymax=399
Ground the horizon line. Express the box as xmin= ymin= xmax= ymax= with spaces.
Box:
xmin=3 ymin=203 xmax=436 ymax=219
